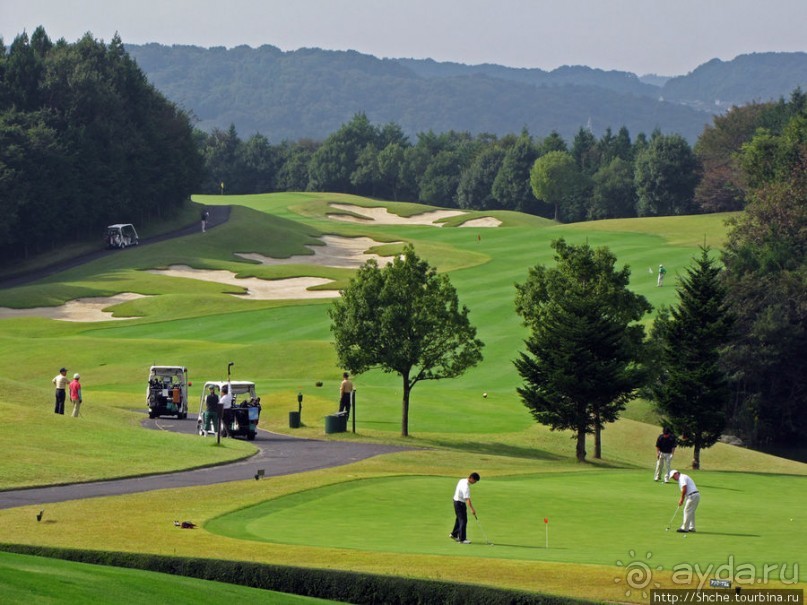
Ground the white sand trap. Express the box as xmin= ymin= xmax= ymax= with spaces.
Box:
xmin=328 ymin=203 xmax=465 ymax=226
xmin=236 ymin=235 xmax=399 ymax=268
xmin=148 ymin=265 xmax=337 ymax=300
xmin=459 ymin=217 xmax=502 ymax=228
xmin=0 ymin=293 xmax=148 ymax=322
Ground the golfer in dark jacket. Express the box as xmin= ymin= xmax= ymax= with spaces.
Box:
xmin=654 ymin=427 xmax=677 ymax=482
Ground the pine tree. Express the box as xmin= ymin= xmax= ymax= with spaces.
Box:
xmin=649 ymin=246 xmax=733 ymax=469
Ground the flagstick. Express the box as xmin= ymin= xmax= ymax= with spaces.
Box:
xmin=544 ymin=517 xmax=549 ymax=549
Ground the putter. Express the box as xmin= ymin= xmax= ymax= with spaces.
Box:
xmin=473 ymin=513 xmax=493 ymax=546
xmin=665 ymin=505 xmax=680 ymax=532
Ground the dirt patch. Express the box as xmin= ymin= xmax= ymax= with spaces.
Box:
xmin=236 ymin=235 xmax=399 ymax=268
xmin=0 ymin=293 xmax=148 ymax=322
xmin=148 ymin=266 xmax=337 ymax=299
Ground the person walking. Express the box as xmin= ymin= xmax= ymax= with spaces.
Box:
xmin=69 ymin=373 xmax=83 ymax=418
xmin=450 ymin=472 xmax=480 ymax=544
xmin=657 ymin=264 xmax=667 ymax=287
xmin=670 ymin=469 xmax=699 ymax=533
xmin=52 ymin=367 xmax=68 ymax=414
xmin=654 ymin=426 xmax=677 ymax=482
xmin=201 ymin=209 xmax=209 ymax=232
xmin=339 ymin=372 xmax=354 ymax=420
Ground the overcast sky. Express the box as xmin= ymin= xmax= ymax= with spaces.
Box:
xmin=3 ymin=0 xmax=806 ymax=76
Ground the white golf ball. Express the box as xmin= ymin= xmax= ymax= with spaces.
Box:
xmin=483 ymin=392 xmax=488 ymax=398
xmin=684 ymin=534 xmax=687 ymax=538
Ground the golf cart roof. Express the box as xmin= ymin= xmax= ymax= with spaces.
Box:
xmin=108 ymin=223 xmax=135 ymax=229
xmin=203 ymin=380 xmax=256 ymax=394
xmin=150 ymin=366 xmax=188 ymax=374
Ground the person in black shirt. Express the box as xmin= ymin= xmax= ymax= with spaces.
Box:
xmin=654 ymin=426 xmax=677 ymax=482
xmin=203 ymin=385 xmax=219 ymax=434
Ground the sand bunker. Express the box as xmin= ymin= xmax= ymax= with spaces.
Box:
xmin=459 ymin=216 xmax=502 ymax=228
xmin=148 ymin=266 xmax=337 ymax=300
xmin=236 ymin=235 xmax=398 ymax=268
xmin=327 ymin=203 xmax=500 ymax=228
xmin=0 ymin=293 xmax=148 ymax=322
xmin=328 ymin=203 xmax=464 ymax=226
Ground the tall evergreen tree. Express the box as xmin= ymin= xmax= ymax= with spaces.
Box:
xmin=649 ymin=247 xmax=733 ymax=469
xmin=515 ymin=239 xmax=651 ymax=461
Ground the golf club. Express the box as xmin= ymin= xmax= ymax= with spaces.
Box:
xmin=473 ymin=513 xmax=493 ymax=546
xmin=665 ymin=505 xmax=680 ymax=532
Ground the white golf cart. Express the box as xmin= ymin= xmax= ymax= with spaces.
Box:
xmin=105 ymin=223 xmax=139 ymax=249
xmin=197 ymin=380 xmax=261 ymax=440
xmin=147 ymin=366 xmax=191 ymax=419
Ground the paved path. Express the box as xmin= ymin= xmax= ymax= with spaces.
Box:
xmin=0 ymin=414 xmax=408 ymax=510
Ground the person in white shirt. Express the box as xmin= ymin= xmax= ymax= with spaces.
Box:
xmin=219 ymin=383 xmax=233 ymax=434
xmin=450 ymin=472 xmax=480 ymax=544
xmin=670 ymin=469 xmax=699 ymax=533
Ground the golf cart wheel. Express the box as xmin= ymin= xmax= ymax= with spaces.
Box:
xmin=148 ymin=412 xmax=156 ymax=419
xmin=179 ymin=412 xmax=187 ymax=419
xmin=247 ymin=432 xmax=256 ymax=441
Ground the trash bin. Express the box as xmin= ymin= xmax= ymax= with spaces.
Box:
xmin=324 ymin=414 xmax=342 ymax=434
xmin=338 ymin=412 xmax=348 ymax=432
xmin=289 ymin=410 xmax=301 ymax=428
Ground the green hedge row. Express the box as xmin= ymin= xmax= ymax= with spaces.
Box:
xmin=0 ymin=544 xmax=591 ymax=604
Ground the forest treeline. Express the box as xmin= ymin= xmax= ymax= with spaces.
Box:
xmin=0 ymin=30 xmax=804 ymax=451
xmin=197 ymin=90 xmax=807 ymax=222
xmin=0 ymin=28 xmax=202 ymax=261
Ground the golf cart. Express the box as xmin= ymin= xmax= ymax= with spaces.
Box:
xmin=105 ymin=223 xmax=139 ymax=249
xmin=197 ymin=380 xmax=261 ymax=440
xmin=147 ymin=366 xmax=191 ymax=419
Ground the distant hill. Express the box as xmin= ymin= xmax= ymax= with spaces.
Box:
xmin=660 ymin=52 xmax=807 ymax=111
xmin=125 ymin=44 xmax=807 ymax=143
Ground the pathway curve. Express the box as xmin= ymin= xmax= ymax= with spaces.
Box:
xmin=0 ymin=414 xmax=408 ymax=510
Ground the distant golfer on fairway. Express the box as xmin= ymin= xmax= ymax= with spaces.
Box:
xmin=654 ymin=426 xmax=677 ymax=482
xmin=450 ymin=472 xmax=480 ymax=544
xmin=670 ymin=469 xmax=699 ymax=533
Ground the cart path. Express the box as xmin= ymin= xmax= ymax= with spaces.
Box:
xmin=0 ymin=414 xmax=409 ymax=510
xmin=0 ymin=205 xmax=231 ymax=289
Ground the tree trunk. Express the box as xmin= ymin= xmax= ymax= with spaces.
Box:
xmin=693 ymin=444 xmax=701 ymax=470
xmin=401 ymin=374 xmax=411 ymax=437
xmin=576 ymin=428 xmax=587 ymax=462
xmin=594 ymin=408 xmax=602 ymax=459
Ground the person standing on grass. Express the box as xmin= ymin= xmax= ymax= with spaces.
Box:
xmin=219 ymin=383 xmax=233 ymax=434
xmin=69 ymin=373 xmax=83 ymax=418
xmin=450 ymin=472 xmax=480 ymax=544
xmin=52 ymin=367 xmax=68 ymax=414
xmin=654 ymin=426 xmax=677 ymax=482
xmin=203 ymin=384 xmax=219 ymax=434
xmin=670 ymin=469 xmax=699 ymax=533
xmin=339 ymin=372 xmax=354 ymax=420
xmin=657 ymin=264 xmax=667 ymax=287
xmin=201 ymin=209 xmax=209 ymax=232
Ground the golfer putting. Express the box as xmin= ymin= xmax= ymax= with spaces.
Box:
xmin=449 ymin=472 xmax=480 ymax=544
xmin=670 ymin=469 xmax=699 ymax=533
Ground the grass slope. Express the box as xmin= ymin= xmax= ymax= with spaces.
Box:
xmin=0 ymin=192 xmax=803 ymax=602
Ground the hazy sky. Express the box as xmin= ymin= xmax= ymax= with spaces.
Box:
xmin=3 ymin=0 xmax=806 ymax=76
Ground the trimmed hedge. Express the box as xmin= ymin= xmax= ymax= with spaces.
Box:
xmin=0 ymin=544 xmax=591 ymax=604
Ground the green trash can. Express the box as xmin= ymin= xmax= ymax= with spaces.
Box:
xmin=289 ymin=411 xmax=301 ymax=428
xmin=338 ymin=412 xmax=348 ymax=432
xmin=324 ymin=414 xmax=341 ymax=434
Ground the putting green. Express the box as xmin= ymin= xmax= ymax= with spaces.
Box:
xmin=207 ymin=471 xmax=806 ymax=582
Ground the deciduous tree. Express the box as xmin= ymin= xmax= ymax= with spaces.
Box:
xmin=329 ymin=245 xmax=484 ymax=437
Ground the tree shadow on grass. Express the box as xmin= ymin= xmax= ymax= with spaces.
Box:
xmin=690 ymin=531 xmax=760 ymax=538
xmin=418 ymin=437 xmax=566 ymax=461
